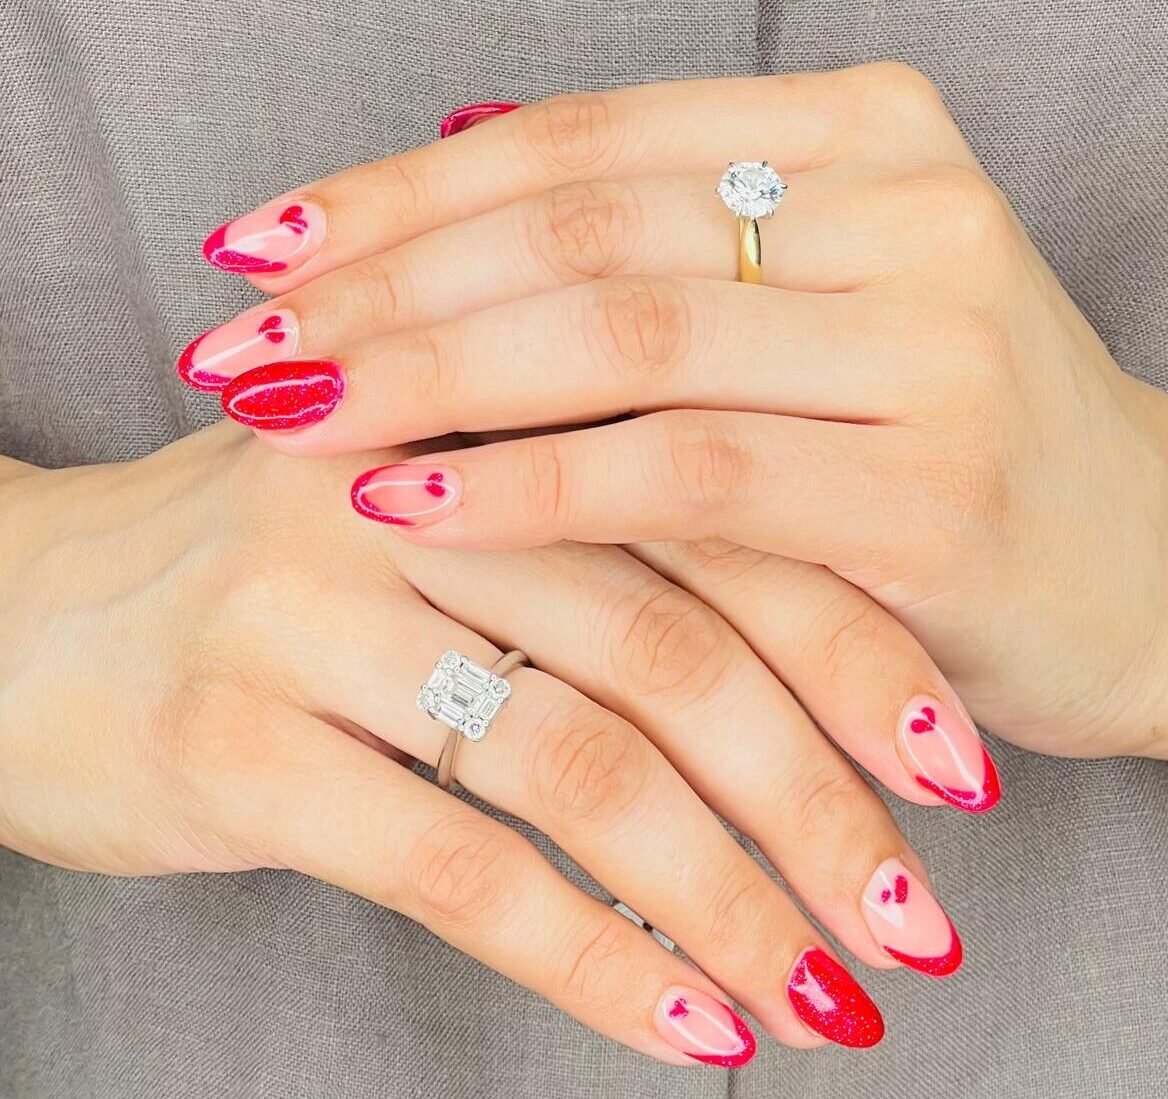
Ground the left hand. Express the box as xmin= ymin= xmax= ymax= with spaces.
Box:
xmin=185 ymin=64 xmax=1168 ymax=761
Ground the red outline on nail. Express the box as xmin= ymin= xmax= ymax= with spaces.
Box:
xmin=914 ymin=745 xmax=1002 ymax=814
xmin=202 ymin=222 xmax=290 ymax=275
xmin=176 ymin=331 xmax=231 ymax=392
xmin=439 ymin=101 xmax=521 ymax=138
xmin=220 ymin=359 xmax=343 ymax=430
xmin=884 ymin=917 xmax=965 ymax=978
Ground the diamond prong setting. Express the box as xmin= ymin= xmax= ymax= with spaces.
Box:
xmin=417 ymin=651 xmax=513 ymax=742
xmin=716 ymin=161 xmax=787 ymax=219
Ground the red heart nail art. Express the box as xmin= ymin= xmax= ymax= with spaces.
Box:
xmin=279 ymin=204 xmax=309 ymax=235
xmin=424 ymin=472 xmax=447 ymax=498
xmin=258 ymin=315 xmax=287 ymax=343
xmin=910 ymin=706 xmax=937 ymax=734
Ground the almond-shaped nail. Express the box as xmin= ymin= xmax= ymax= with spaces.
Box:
xmin=897 ymin=696 xmax=1001 ymax=814
xmin=203 ymin=199 xmax=326 ymax=275
xmin=861 ymin=858 xmax=963 ymax=977
xmin=787 ymin=948 xmax=884 ymax=1049
xmin=221 ymin=360 xmax=343 ymax=430
xmin=177 ymin=309 xmax=300 ymax=392
xmin=439 ymin=101 xmax=521 ymax=138
xmin=351 ymin=464 xmax=462 ymax=528
xmin=653 ymin=987 xmax=756 ymax=1068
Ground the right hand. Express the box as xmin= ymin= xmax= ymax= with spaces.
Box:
xmin=0 ymin=421 xmax=973 ymax=1064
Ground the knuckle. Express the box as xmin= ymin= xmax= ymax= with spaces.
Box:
xmin=913 ymin=167 xmax=1013 ymax=249
xmin=804 ymin=593 xmax=889 ymax=683
xmin=368 ymin=157 xmax=434 ymax=230
xmin=521 ymin=94 xmax=617 ymax=174
xmin=519 ymin=433 xmax=572 ymax=531
xmin=529 ymin=180 xmax=640 ymax=281
xmin=702 ymin=870 xmax=773 ymax=955
xmin=557 ymin=918 xmax=635 ymax=1002
xmin=606 ymin=585 xmax=735 ymax=701
xmin=860 ymin=61 xmax=947 ymax=117
xmin=400 ymin=325 xmax=461 ymax=411
xmin=657 ymin=411 xmax=753 ymax=515
xmin=344 ymin=256 xmax=412 ymax=331
xmin=918 ymin=436 xmax=1011 ymax=544
xmin=406 ymin=814 xmax=515 ymax=926
xmin=587 ymin=277 xmax=693 ymax=380
xmin=526 ymin=696 xmax=646 ymax=826
xmin=785 ymin=765 xmax=861 ymax=847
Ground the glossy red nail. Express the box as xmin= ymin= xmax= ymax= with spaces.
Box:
xmin=203 ymin=199 xmax=326 ymax=275
xmin=653 ymin=987 xmax=756 ymax=1068
xmin=351 ymin=464 xmax=462 ymax=528
xmin=439 ymin=101 xmax=521 ymax=138
xmin=220 ymin=360 xmax=343 ymax=431
xmin=787 ymin=948 xmax=884 ymax=1049
xmin=177 ymin=309 xmax=300 ymax=393
xmin=897 ymin=696 xmax=1002 ymax=814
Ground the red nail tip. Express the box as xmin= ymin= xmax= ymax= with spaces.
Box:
xmin=915 ymin=745 xmax=1002 ymax=814
xmin=787 ymin=948 xmax=884 ymax=1049
xmin=220 ymin=359 xmax=343 ymax=430
xmin=176 ymin=332 xmax=229 ymax=392
xmin=685 ymin=1010 xmax=757 ymax=1069
xmin=883 ymin=919 xmax=965 ymax=978
xmin=439 ymin=101 xmax=521 ymax=138
xmin=202 ymin=222 xmax=289 ymax=275
xmin=350 ymin=464 xmax=462 ymax=528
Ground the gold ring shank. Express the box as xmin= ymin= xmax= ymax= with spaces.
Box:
xmin=436 ymin=650 xmax=528 ymax=791
xmin=738 ymin=216 xmax=763 ymax=284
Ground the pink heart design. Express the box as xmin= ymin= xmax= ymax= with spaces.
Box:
xmin=258 ymin=315 xmax=286 ymax=343
xmin=279 ymin=204 xmax=309 ymax=235
xmin=910 ymin=706 xmax=937 ymax=734
xmin=424 ymin=472 xmax=446 ymax=498
xmin=668 ymin=998 xmax=690 ymax=1019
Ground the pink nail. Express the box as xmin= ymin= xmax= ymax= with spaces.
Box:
xmin=897 ymin=695 xmax=1001 ymax=814
xmin=176 ymin=309 xmax=300 ymax=392
xmin=861 ymin=858 xmax=963 ymax=977
xmin=439 ymin=101 xmax=521 ymax=138
xmin=653 ymin=987 xmax=756 ymax=1068
xmin=203 ymin=199 xmax=326 ymax=275
xmin=351 ymin=464 xmax=462 ymax=528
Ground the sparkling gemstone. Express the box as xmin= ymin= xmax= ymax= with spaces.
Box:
xmin=716 ymin=161 xmax=786 ymax=219
xmin=417 ymin=650 xmax=515 ymax=740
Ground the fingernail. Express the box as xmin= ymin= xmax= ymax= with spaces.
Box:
xmin=861 ymin=858 xmax=963 ymax=978
xmin=177 ymin=309 xmax=300 ymax=392
xmin=653 ymin=987 xmax=756 ymax=1068
xmin=203 ymin=199 xmax=326 ymax=275
xmin=439 ymin=101 xmax=521 ymax=138
xmin=220 ymin=360 xmax=343 ymax=430
xmin=787 ymin=948 xmax=884 ymax=1049
xmin=897 ymin=695 xmax=1001 ymax=814
xmin=351 ymin=464 xmax=462 ymax=528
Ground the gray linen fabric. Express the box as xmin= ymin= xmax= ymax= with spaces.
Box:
xmin=2 ymin=1 xmax=1167 ymax=1096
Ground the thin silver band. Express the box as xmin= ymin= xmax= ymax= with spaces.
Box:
xmin=436 ymin=650 xmax=528 ymax=791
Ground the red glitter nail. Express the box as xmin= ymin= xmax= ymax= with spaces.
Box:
xmin=220 ymin=359 xmax=343 ymax=430
xmin=787 ymin=948 xmax=884 ymax=1048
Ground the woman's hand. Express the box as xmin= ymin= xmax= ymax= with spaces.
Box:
xmin=188 ymin=65 xmax=1168 ymax=761
xmin=0 ymin=422 xmax=987 ymax=1061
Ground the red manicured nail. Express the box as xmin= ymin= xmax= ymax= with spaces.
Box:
xmin=439 ymin=101 xmax=521 ymax=138
xmin=787 ymin=948 xmax=884 ymax=1048
xmin=220 ymin=360 xmax=343 ymax=430
xmin=861 ymin=859 xmax=964 ymax=978
xmin=653 ymin=987 xmax=756 ymax=1068
xmin=351 ymin=464 xmax=462 ymax=528
xmin=897 ymin=696 xmax=1002 ymax=814
xmin=203 ymin=199 xmax=326 ymax=275
xmin=177 ymin=308 xmax=300 ymax=393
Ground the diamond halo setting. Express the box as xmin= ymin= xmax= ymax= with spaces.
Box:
xmin=716 ymin=161 xmax=787 ymax=219
xmin=417 ymin=650 xmax=514 ymax=742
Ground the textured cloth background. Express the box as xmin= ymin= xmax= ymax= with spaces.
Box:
xmin=2 ymin=1 xmax=1167 ymax=1096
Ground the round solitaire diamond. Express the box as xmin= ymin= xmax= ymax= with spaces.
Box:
xmin=717 ymin=161 xmax=786 ymax=219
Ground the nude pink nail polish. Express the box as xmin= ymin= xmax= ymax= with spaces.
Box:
xmin=351 ymin=465 xmax=462 ymax=528
xmin=203 ymin=199 xmax=326 ymax=275
xmin=176 ymin=308 xmax=300 ymax=392
xmin=653 ymin=987 xmax=756 ymax=1068
xmin=439 ymin=101 xmax=521 ymax=138
xmin=861 ymin=859 xmax=963 ymax=977
xmin=897 ymin=695 xmax=1001 ymax=814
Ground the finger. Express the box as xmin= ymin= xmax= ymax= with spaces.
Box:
xmin=347 ymin=412 xmax=909 ymax=578
xmin=633 ymin=540 xmax=1001 ymax=816
xmin=301 ymin=594 xmax=883 ymax=1047
xmin=177 ymin=167 xmax=902 ymax=392
xmin=220 ymin=279 xmax=903 ymax=450
xmin=201 ymin=67 xmax=964 ymax=292
xmin=238 ymin=708 xmax=758 ymax=1068
xmin=393 ymin=536 xmax=968 ymax=980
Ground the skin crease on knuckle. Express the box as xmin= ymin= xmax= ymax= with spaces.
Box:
xmin=518 ymin=93 xmax=622 ymax=177
xmin=657 ymin=411 xmax=752 ymax=521
xmin=587 ymin=277 xmax=694 ymax=386
xmin=529 ymin=181 xmax=640 ymax=282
